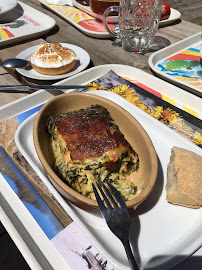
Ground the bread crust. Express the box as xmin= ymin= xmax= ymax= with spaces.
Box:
xmin=166 ymin=146 xmax=202 ymax=208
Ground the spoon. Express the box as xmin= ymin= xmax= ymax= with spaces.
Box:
xmin=0 ymin=58 xmax=29 ymax=68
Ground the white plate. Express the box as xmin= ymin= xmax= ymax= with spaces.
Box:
xmin=72 ymin=2 xmax=181 ymax=26
xmin=16 ymin=43 xmax=90 ymax=80
xmin=0 ymin=0 xmax=17 ymax=15
xmin=15 ymin=90 xmax=202 ymax=270
xmin=159 ymin=8 xmax=181 ymax=26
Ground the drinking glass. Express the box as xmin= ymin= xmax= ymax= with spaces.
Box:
xmin=103 ymin=0 xmax=163 ymax=53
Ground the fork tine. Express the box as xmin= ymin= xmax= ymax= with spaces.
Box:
xmin=102 ymin=182 xmax=119 ymax=209
xmin=93 ymin=182 xmax=139 ymax=270
xmin=96 ymin=183 xmax=113 ymax=210
xmin=92 ymin=183 xmax=109 ymax=220
xmin=106 ymin=181 xmax=128 ymax=211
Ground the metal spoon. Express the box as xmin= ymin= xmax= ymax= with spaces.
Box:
xmin=0 ymin=58 xmax=29 ymax=68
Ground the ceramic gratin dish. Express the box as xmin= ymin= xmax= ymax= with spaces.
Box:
xmin=33 ymin=92 xmax=158 ymax=210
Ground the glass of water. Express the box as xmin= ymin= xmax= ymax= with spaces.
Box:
xmin=103 ymin=0 xmax=163 ymax=53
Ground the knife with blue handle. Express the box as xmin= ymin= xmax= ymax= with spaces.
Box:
xmin=0 ymin=145 xmax=71 ymax=239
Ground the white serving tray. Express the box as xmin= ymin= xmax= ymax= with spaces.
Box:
xmin=159 ymin=7 xmax=181 ymax=26
xmin=0 ymin=1 xmax=55 ymax=47
xmin=57 ymin=64 xmax=202 ymax=118
xmin=0 ymin=174 xmax=70 ymax=270
xmin=72 ymin=0 xmax=119 ymax=24
xmin=0 ymin=64 xmax=201 ymax=121
xmin=39 ymin=0 xmax=111 ymax=38
xmin=39 ymin=1 xmax=181 ymax=38
xmin=15 ymin=90 xmax=202 ymax=270
xmin=72 ymin=1 xmax=181 ymax=26
xmin=149 ymin=31 xmax=202 ymax=97
xmin=0 ymin=64 xmax=201 ymax=269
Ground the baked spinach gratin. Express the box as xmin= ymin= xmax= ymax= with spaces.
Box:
xmin=47 ymin=105 xmax=139 ymax=201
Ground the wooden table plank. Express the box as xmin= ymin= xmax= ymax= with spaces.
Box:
xmin=158 ymin=20 xmax=202 ymax=43
xmin=166 ymin=0 xmax=202 ymax=25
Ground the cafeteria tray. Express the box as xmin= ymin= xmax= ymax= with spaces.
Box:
xmin=0 ymin=64 xmax=201 ymax=270
xmin=0 ymin=174 xmax=70 ymax=270
xmin=149 ymin=31 xmax=202 ymax=97
xmin=39 ymin=0 xmax=111 ymax=38
xmin=72 ymin=0 xmax=119 ymax=24
xmin=39 ymin=0 xmax=181 ymax=39
xmin=0 ymin=64 xmax=201 ymax=121
xmin=15 ymin=91 xmax=202 ymax=270
xmin=0 ymin=1 xmax=55 ymax=47
xmin=72 ymin=1 xmax=181 ymax=26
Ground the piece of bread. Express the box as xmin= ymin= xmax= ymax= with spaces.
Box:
xmin=166 ymin=146 xmax=202 ymax=208
xmin=30 ymin=43 xmax=77 ymax=75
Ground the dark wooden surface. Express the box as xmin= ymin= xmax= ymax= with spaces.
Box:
xmin=166 ymin=0 xmax=202 ymax=25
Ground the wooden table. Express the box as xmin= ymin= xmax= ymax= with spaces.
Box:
xmin=166 ymin=0 xmax=202 ymax=25
xmin=0 ymin=1 xmax=202 ymax=269
xmin=0 ymin=0 xmax=202 ymax=108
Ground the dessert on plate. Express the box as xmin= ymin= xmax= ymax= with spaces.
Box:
xmin=30 ymin=42 xmax=77 ymax=75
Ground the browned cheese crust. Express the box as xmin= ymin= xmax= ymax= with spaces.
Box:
xmin=54 ymin=105 xmax=135 ymax=161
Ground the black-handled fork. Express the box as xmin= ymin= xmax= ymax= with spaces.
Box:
xmin=92 ymin=182 xmax=139 ymax=270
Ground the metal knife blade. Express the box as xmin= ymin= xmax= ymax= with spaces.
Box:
xmin=0 ymin=85 xmax=90 ymax=91
xmin=0 ymin=145 xmax=68 ymax=239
